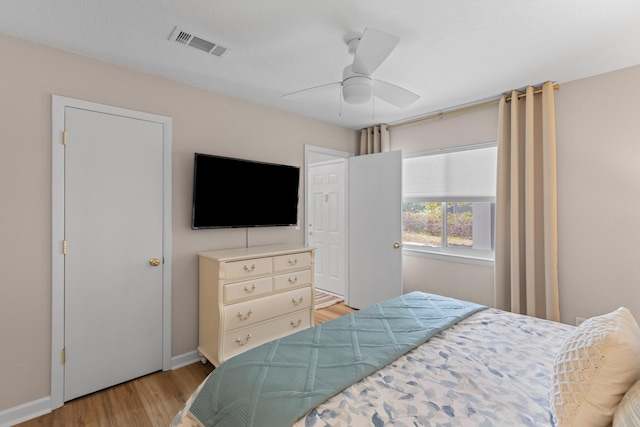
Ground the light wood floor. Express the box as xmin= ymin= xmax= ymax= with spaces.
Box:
xmin=16 ymin=302 xmax=356 ymax=427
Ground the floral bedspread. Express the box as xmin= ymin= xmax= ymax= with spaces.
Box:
xmin=296 ymin=308 xmax=573 ymax=427
xmin=173 ymin=308 xmax=573 ymax=427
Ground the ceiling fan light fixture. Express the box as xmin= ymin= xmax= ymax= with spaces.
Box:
xmin=342 ymin=76 xmax=373 ymax=104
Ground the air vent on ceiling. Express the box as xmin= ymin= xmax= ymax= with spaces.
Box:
xmin=169 ymin=26 xmax=228 ymax=57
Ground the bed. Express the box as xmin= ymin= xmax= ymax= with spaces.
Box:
xmin=172 ymin=291 xmax=640 ymax=427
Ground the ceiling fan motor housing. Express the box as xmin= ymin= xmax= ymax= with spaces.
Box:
xmin=342 ymin=76 xmax=373 ymax=104
xmin=342 ymin=64 xmax=373 ymax=104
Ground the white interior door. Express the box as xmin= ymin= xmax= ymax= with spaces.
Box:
xmin=308 ymin=159 xmax=347 ymax=296
xmin=63 ymin=107 xmax=164 ymax=401
xmin=348 ymin=150 xmax=403 ymax=309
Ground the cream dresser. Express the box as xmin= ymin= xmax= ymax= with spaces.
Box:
xmin=198 ymin=244 xmax=315 ymax=366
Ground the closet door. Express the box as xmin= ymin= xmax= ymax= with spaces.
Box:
xmin=63 ymin=106 xmax=164 ymax=401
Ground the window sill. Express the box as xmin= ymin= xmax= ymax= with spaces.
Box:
xmin=402 ymin=246 xmax=494 ymax=267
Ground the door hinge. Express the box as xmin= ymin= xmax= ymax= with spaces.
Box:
xmin=62 ymin=131 xmax=67 ymax=146
xmin=62 ymin=240 xmax=67 ymax=254
xmin=61 ymin=347 xmax=66 ymax=364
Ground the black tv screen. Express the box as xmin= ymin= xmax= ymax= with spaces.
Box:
xmin=192 ymin=153 xmax=300 ymax=229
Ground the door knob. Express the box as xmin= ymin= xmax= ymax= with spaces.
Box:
xmin=150 ymin=257 xmax=161 ymax=267
xmin=393 ymin=243 xmax=401 ymax=249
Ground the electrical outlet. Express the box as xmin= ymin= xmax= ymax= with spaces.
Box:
xmin=575 ymin=317 xmax=586 ymax=326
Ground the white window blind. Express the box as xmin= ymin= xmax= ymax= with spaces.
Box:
xmin=403 ymin=145 xmax=497 ymax=202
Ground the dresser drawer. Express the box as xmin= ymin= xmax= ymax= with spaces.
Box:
xmin=225 ymin=257 xmax=272 ymax=280
xmin=273 ymin=251 xmax=311 ymax=272
xmin=223 ymin=287 xmax=311 ymax=331
xmin=223 ymin=309 xmax=312 ymax=360
xmin=273 ymin=269 xmax=312 ymax=291
xmin=224 ymin=276 xmax=272 ymax=303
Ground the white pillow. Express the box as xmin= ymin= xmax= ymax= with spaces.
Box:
xmin=613 ymin=379 xmax=640 ymax=427
xmin=551 ymin=307 xmax=640 ymax=427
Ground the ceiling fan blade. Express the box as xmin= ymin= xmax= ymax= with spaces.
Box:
xmin=374 ymin=79 xmax=420 ymax=108
xmin=352 ymin=29 xmax=399 ymax=75
xmin=281 ymin=82 xmax=341 ymax=100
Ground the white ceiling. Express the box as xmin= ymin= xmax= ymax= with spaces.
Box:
xmin=2 ymin=1 xmax=640 ymax=130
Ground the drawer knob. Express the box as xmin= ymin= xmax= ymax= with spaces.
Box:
xmin=288 ymin=258 xmax=298 ymax=265
xmin=235 ymin=334 xmax=251 ymax=346
xmin=243 ymin=264 xmax=256 ymax=273
xmin=236 ymin=309 xmax=252 ymax=321
xmin=290 ymin=319 xmax=302 ymax=328
xmin=288 ymin=276 xmax=298 ymax=284
xmin=244 ymin=284 xmax=256 ymax=293
xmin=291 ymin=296 xmax=304 ymax=306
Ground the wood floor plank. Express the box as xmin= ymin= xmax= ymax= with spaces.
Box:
xmin=134 ymin=365 xmax=207 ymax=425
xmin=15 ymin=303 xmax=355 ymax=426
xmin=314 ymin=301 xmax=356 ymax=324
xmin=102 ymin=381 xmax=148 ymax=426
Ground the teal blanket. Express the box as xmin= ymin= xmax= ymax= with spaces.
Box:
xmin=190 ymin=291 xmax=487 ymax=427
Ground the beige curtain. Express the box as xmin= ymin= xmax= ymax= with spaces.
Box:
xmin=359 ymin=124 xmax=390 ymax=155
xmin=494 ymin=81 xmax=560 ymax=321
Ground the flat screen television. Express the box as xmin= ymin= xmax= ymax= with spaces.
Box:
xmin=191 ymin=153 xmax=300 ymax=229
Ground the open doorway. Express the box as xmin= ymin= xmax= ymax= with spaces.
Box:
xmin=304 ymin=145 xmax=352 ymax=297
xmin=304 ymin=145 xmax=403 ymax=309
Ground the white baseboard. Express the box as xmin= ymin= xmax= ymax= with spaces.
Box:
xmin=0 ymin=350 xmax=202 ymax=427
xmin=0 ymin=396 xmax=51 ymax=427
xmin=171 ymin=349 xmax=202 ymax=370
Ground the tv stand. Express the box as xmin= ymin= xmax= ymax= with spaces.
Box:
xmin=197 ymin=244 xmax=315 ymax=366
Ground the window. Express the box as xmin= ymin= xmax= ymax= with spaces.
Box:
xmin=402 ymin=143 xmax=497 ymax=262
xmin=402 ymin=201 xmax=494 ymax=250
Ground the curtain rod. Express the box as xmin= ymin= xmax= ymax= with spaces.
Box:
xmin=389 ymin=83 xmax=560 ymax=129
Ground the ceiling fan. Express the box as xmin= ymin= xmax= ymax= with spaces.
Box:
xmin=282 ymin=28 xmax=420 ymax=109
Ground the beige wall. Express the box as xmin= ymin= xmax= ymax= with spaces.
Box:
xmin=0 ymin=33 xmax=357 ymax=412
xmin=402 ymin=256 xmax=495 ymax=307
xmin=392 ymin=65 xmax=640 ymax=327
xmin=555 ymin=65 xmax=640 ymax=326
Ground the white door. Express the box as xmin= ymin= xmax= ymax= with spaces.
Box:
xmin=63 ymin=107 xmax=164 ymax=401
xmin=308 ymin=159 xmax=347 ymax=296
xmin=348 ymin=150 xmax=403 ymax=309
